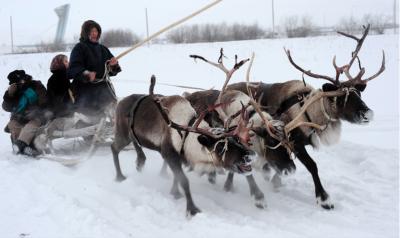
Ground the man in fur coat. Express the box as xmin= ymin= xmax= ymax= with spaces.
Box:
xmin=67 ymin=20 xmax=121 ymax=116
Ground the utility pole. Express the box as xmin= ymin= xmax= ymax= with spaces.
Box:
xmin=10 ymin=16 xmax=14 ymax=54
xmin=271 ymin=0 xmax=275 ymax=37
xmin=394 ymin=0 xmax=398 ymax=34
xmin=145 ymin=8 xmax=150 ymax=46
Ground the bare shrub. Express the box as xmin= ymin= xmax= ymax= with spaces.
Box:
xmin=34 ymin=41 xmax=66 ymax=53
xmin=362 ymin=14 xmax=391 ymax=34
xmin=101 ymin=29 xmax=141 ymax=48
xmin=335 ymin=16 xmax=361 ymax=35
xmin=166 ymin=23 xmax=267 ymax=43
xmin=283 ymin=16 xmax=316 ymax=38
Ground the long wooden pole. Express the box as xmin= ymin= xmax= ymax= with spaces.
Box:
xmin=10 ymin=16 xmax=14 ymax=54
xmin=145 ymin=8 xmax=150 ymax=47
xmin=115 ymin=0 xmax=223 ymax=60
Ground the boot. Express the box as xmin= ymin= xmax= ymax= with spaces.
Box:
xmin=14 ymin=140 xmax=40 ymax=157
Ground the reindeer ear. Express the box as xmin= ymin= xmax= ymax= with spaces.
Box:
xmin=197 ymin=135 xmax=216 ymax=147
xmin=354 ymin=84 xmax=366 ymax=92
xmin=322 ymin=83 xmax=338 ymax=92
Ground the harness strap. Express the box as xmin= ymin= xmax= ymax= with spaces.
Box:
xmin=299 ymin=100 xmax=313 ymax=123
xmin=179 ymin=116 xmax=197 ymax=155
xmin=276 ymin=92 xmax=310 ymax=116
xmin=320 ymin=97 xmax=338 ymax=122
xmin=128 ymin=95 xmax=149 ymax=146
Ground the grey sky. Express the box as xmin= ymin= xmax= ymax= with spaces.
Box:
xmin=0 ymin=0 xmax=397 ymax=47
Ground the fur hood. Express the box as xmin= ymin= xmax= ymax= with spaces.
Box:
xmin=79 ymin=20 xmax=102 ymax=42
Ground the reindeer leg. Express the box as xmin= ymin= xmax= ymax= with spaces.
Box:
xmin=132 ymin=140 xmax=146 ymax=172
xmin=264 ymin=147 xmax=296 ymax=188
xmin=245 ymin=174 xmax=266 ymax=209
xmin=294 ymin=144 xmax=334 ymax=210
xmin=159 ymin=161 xmax=169 ymax=178
xmin=261 ymin=163 xmax=273 ymax=181
xmin=223 ymin=172 xmax=234 ymax=192
xmin=207 ymin=171 xmax=216 ymax=184
xmin=162 ymin=147 xmax=201 ymax=217
xmin=111 ymin=140 xmax=129 ymax=181
xmin=170 ymin=174 xmax=183 ymax=199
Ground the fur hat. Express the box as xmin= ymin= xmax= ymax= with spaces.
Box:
xmin=50 ymin=54 xmax=68 ymax=73
xmin=7 ymin=70 xmax=32 ymax=85
xmin=79 ymin=20 xmax=102 ymax=42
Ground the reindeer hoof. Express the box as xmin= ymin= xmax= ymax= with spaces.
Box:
xmin=136 ymin=158 xmax=145 ymax=172
xmin=223 ymin=182 xmax=233 ymax=192
xmin=317 ymin=196 xmax=334 ymax=210
xmin=208 ymin=173 xmax=216 ymax=185
xmin=254 ymin=197 xmax=267 ymax=209
xmin=251 ymin=191 xmax=266 ymax=209
xmin=116 ymin=174 xmax=126 ymax=182
xmin=186 ymin=206 xmax=201 ymax=217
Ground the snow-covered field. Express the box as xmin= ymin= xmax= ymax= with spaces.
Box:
xmin=0 ymin=34 xmax=398 ymax=238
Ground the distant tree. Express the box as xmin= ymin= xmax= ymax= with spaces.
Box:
xmin=335 ymin=16 xmax=360 ymax=35
xmin=283 ymin=16 xmax=315 ymax=38
xmin=101 ymin=29 xmax=140 ymax=48
xmin=166 ymin=23 xmax=267 ymax=44
xmin=362 ymin=14 xmax=391 ymax=34
xmin=166 ymin=27 xmax=186 ymax=44
xmin=35 ymin=41 xmax=66 ymax=53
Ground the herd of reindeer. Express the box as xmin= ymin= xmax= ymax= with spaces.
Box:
xmin=109 ymin=24 xmax=385 ymax=216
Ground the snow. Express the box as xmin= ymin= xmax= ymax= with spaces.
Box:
xmin=0 ymin=33 xmax=398 ymax=238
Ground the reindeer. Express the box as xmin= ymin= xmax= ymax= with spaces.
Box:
xmin=183 ymin=49 xmax=291 ymax=207
xmin=228 ymin=24 xmax=385 ymax=209
xmin=110 ymin=76 xmax=255 ymax=216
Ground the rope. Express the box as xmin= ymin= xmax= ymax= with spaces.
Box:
xmin=130 ymin=79 xmax=210 ymax=91
xmin=320 ymin=97 xmax=338 ymax=122
xmin=90 ymin=64 xmax=118 ymax=100
xmin=115 ymin=0 xmax=223 ymax=60
xmin=205 ymin=138 xmax=227 ymax=168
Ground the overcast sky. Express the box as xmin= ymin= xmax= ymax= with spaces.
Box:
xmin=0 ymin=0 xmax=397 ymax=47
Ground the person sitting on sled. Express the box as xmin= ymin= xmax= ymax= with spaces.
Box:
xmin=67 ymin=20 xmax=121 ymax=117
xmin=47 ymin=54 xmax=74 ymax=118
xmin=2 ymin=70 xmax=49 ymax=156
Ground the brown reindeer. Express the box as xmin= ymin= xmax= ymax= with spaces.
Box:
xmin=228 ymin=24 xmax=385 ymax=209
xmin=111 ymin=76 xmax=254 ymax=216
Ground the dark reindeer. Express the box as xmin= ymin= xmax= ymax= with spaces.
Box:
xmin=111 ymin=76 xmax=254 ymax=216
xmin=228 ymin=24 xmax=385 ymax=209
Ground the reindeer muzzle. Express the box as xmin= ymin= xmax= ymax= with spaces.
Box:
xmin=360 ymin=109 xmax=374 ymax=124
xmin=231 ymin=155 xmax=253 ymax=175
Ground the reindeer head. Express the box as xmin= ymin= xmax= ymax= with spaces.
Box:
xmin=285 ymin=24 xmax=385 ymax=125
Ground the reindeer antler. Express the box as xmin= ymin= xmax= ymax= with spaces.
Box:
xmin=284 ymin=48 xmax=339 ymax=85
xmin=149 ymin=74 xmax=252 ymax=143
xmin=338 ymin=24 xmax=385 ymax=86
xmin=285 ymin=24 xmax=385 ymax=87
xmin=190 ymin=48 xmax=249 ymax=103
xmin=244 ymin=53 xmax=284 ymax=141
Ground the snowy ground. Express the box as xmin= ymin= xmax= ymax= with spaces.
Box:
xmin=0 ymin=33 xmax=398 ymax=238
